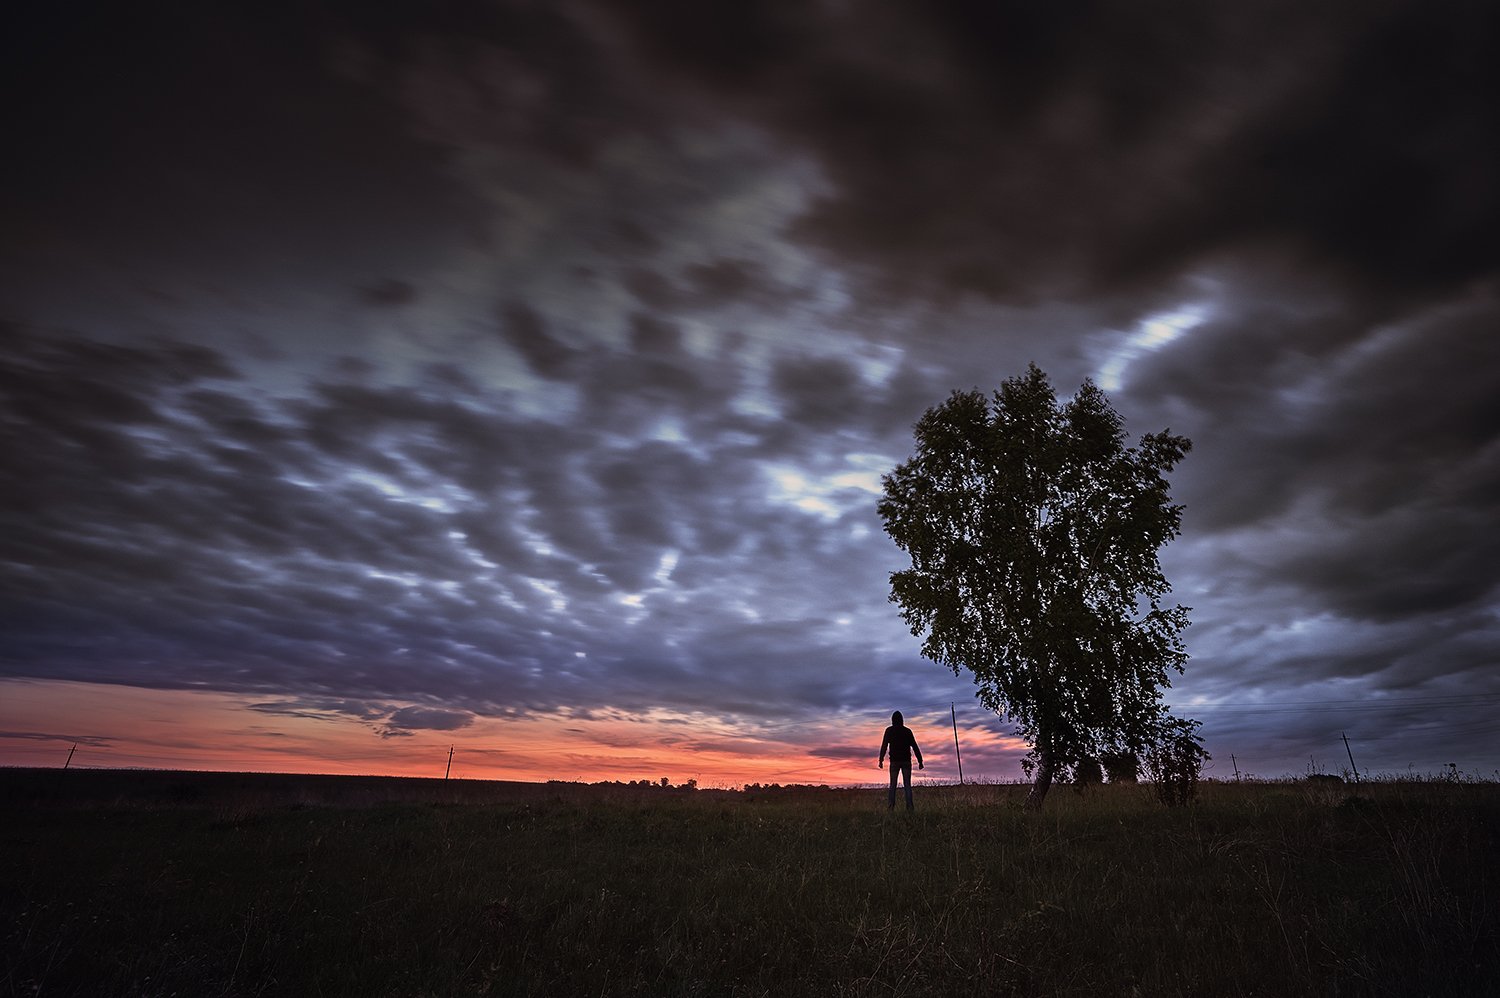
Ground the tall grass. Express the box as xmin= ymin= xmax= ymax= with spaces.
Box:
xmin=2 ymin=771 xmax=1495 ymax=996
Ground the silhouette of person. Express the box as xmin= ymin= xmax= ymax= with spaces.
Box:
xmin=878 ymin=710 xmax=924 ymax=811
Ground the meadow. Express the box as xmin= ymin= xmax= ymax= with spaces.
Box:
xmin=2 ymin=768 xmax=1496 ymax=997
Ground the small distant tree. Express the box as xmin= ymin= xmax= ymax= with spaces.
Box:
xmin=1072 ymin=757 xmax=1104 ymax=790
xmin=1143 ymin=716 xmax=1209 ymax=806
xmin=879 ymin=365 xmax=1198 ymax=810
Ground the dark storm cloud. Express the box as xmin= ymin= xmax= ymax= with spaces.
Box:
xmin=1130 ymin=295 xmax=1500 ymax=625
xmin=683 ymin=259 xmax=782 ymax=305
xmin=497 ymin=301 xmax=580 ymax=380
xmin=1 ymin=4 xmax=486 ymax=342
xmin=3 ymin=0 xmax=1498 ymax=777
xmin=248 ymin=699 xmax=391 ymax=723
xmin=0 ymin=322 xmax=935 ymax=728
xmin=613 ymin=1 xmax=1500 ymax=304
xmin=622 ymin=259 xmax=808 ymax=313
xmin=808 ymin=744 xmax=876 ymax=763
xmin=770 ymin=354 xmax=866 ymax=431
xmin=620 ymin=2 xmax=1486 ymax=764
xmin=0 ymin=731 xmax=114 ymax=749
xmin=385 ymin=705 xmax=474 ymax=732
xmin=360 ymin=279 xmax=419 ymax=308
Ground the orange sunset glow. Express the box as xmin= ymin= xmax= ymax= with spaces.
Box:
xmin=0 ymin=680 xmax=1029 ymax=787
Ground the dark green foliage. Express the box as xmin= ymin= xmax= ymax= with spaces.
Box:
xmin=3 ymin=771 xmax=1498 ymax=997
xmin=879 ymin=367 xmax=1195 ymax=808
xmin=1144 ymin=716 xmax=1209 ymax=806
xmin=1101 ymin=750 xmax=1140 ymax=784
xmin=1073 ymin=757 xmax=1104 ymax=788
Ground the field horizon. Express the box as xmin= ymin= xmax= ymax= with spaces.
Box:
xmin=9 ymin=757 xmax=1495 ymax=793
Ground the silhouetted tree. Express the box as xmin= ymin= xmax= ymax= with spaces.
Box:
xmin=1072 ymin=757 xmax=1104 ymax=790
xmin=879 ymin=366 xmax=1196 ymax=810
xmin=1143 ymin=716 xmax=1209 ymax=806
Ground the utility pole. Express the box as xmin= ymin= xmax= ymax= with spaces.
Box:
xmin=1231 ymin=753 xmax=1240 ymax=781
xmin=444 ymin=746 xmax=454 ymax=780
xmin=63 ymin=743 xmax=76 ymax=770
xmin=950 ymin=703 xmax=965 ymax=785
xmin=1341 ymin=732 xmax=1360 ymax=784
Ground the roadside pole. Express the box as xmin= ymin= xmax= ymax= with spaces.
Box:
xmin=951 ymin=703 xmax=965 ymax=785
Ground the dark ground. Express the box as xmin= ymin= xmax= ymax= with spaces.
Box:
xmin=3 ymin=768 xmax=1496 ymax=996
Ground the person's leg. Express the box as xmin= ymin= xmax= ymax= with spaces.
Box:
xmin=888 ymin=762 xmax=898 ymax=809
xmin=902 ymin=761 xmax=914 ymax=810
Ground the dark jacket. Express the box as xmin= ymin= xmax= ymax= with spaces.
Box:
xmin=880 ymin=725 xmax=922 ymax=767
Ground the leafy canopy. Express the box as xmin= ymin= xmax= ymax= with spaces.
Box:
xmin=878 ymin=366 xmax=1193 ymax=773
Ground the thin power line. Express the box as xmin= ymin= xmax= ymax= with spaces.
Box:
xmin=1175 ymin=698 xmax=1500 ymax=716
xmin=1181 ymin=692 xmax=1500 ymax=708
xmin=905 ymin=692 xmax=1500 ymax=717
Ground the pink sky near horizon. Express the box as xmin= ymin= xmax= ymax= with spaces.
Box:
xmin=0 ymin=679 xmax=1030 ymax=788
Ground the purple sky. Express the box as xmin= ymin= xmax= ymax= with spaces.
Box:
xmin=3 ymin=1 xmax=1498 ymax=781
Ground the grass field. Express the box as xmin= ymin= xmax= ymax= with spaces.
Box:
xmin=3 ymin=768 xmax=1496 ymax=997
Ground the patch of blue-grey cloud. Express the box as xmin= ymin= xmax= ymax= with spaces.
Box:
xmin=3 ymin=0 xmax=1499 ymax=778
xmin=0 ymin=323 xmax=945 ymax=730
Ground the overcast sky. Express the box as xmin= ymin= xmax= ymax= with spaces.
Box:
xmin=3 ymin=1 xmax=1498 ymax=784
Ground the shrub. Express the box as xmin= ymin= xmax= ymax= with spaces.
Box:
xmin=1072 ymin=757 xmax=1103 ymax=789
xmin=1144 ymin=716 xmax=1208 ymax=806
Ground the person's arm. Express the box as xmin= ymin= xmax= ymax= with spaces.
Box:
xmin=912 ymin=731 xmax=923 ymax=770
xmin=878 ymin=728 xmax=890 ymax=767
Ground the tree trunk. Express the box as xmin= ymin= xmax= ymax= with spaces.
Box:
xmin=1025 ymin=743 xmax=1055 ymax=811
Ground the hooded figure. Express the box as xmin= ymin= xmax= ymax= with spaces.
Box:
xmin=878 ymin=710 xmax=924 ymax=811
